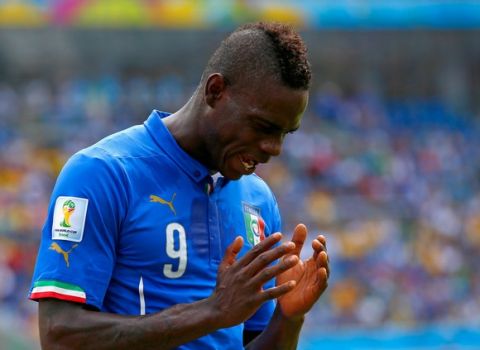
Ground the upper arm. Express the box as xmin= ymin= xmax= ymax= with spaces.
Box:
xmin=30 ymin=151 xmax=128 ymax=309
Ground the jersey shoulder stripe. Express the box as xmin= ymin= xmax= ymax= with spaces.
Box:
xmin=30 ymin=280 xmax=86 ymax=304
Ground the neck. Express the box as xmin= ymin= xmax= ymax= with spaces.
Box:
xmin=163 ymin=94 xmax=214 ymax=170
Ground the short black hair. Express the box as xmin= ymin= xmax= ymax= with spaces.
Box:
xmin=202 ymin=22 xmax=311 ymax=90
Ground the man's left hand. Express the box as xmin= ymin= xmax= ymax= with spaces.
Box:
xmin=276 ymin=224 xmax=329 ymax=320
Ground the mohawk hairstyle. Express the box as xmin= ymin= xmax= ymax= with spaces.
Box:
xmin=202 ymin=22 xmax=311 ymax=90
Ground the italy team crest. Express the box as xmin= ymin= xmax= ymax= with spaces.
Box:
xmin=243 ymin=203 xmax=265 ymax=246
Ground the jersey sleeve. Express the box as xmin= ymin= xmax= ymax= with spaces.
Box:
xmin=244 ymin=192 xmax=282 ymax=331
xmin=29 ymin=149 xmax=128 ymax=309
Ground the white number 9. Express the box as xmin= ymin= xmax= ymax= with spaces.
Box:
xmin=164 ymin=223 xmax=187 ymax=278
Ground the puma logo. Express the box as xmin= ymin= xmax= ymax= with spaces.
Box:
xmin=150 ymin=193 xmax=176 ymax=215
xmin=49 ymin=242 xmax=78 ymax=268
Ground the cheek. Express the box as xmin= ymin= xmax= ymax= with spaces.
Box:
xmin=208 ymin=116 xmax=259 ymax=156
xmin=222 ymin=129 xmax=257 ymax=153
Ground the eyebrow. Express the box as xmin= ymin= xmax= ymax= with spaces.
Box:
xmin=255 ymin=117 xmax=300 ymax=134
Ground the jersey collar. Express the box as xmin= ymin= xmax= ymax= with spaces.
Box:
xmin=144 ymin=110 xmax=210 ymax=183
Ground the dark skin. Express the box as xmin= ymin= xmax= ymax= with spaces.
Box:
xmin=39 ymin=73 xmax=330 ymax=350
xmin=165 ymin=73 xmax=307 ymax=179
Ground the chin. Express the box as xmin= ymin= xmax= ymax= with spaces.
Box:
xmin=219 ymin=169 xmax=243 ymax=181
xmin=229 ymin=174 xmax=243 ymax=180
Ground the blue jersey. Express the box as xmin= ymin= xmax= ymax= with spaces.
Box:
xmin=30 ymin=110 xmax=282 ymax=349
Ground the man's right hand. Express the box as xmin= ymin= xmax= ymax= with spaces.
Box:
xmin=208 ymin=233 xmax=299 ymax=328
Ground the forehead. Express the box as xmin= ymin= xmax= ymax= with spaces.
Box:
xmin=231 ymin=80 xmax=309 ymax=130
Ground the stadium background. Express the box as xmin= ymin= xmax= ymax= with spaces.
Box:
xmin=1 ymin=1 xmax=480 ymax=349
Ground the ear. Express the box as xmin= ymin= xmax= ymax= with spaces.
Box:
xmin=205 ymin=73 xmax=227 ymax=108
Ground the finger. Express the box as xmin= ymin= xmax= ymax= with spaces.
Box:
xmin=244 ymin=241 xmax=296 ymax=277
xmin=312 ymin=237 xmax=327 ymax=260
xmin=317 ymin=235 xmax=327 ymax=248
xmin=249 ymin=254 xmax=299 ymax=287
xmin=316 ymin=251 xmax=330 ymax=278
xmin=237 ymin=232 xmax=283 ymax=267
xmin=260 ymin=280 xmax=297 ymax=302
xmin=316 ymin=267 xmax=329 ymax=292
xmin=290 ymin=224 xmax=307 ymax=257
xmin=219 ymin=236 xmax=244 ymax=273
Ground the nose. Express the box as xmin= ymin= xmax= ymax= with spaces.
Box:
xmin=259 ymin=136 xmax=283 ymax=157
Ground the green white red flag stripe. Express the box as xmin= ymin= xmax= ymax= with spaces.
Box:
xmin=30 ymin=280 xmax=86 ymax=303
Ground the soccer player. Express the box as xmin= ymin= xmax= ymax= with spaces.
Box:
xmin=29 ymin=22 xmax=330 ymax=349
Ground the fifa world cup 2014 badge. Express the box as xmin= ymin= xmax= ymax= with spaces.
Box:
xmin=52 ymin=196 xmax=88 ymax=242
xmin=243 ymin=203 xmax=266 ymax=246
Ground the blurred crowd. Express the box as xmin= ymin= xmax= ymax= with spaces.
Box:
xmin=1 ymin=73 xmax=479 ymax=342
xmin=261 ymin=85 xmax=480 ymax=330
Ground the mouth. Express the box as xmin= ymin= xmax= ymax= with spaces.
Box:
xmin=240 ymin=155 xmax=258 ymax=173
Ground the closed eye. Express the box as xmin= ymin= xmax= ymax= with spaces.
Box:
xmin=251 ymin=118 xmax=296 ymax=137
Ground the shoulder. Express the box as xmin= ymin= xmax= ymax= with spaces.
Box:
xmin=65 ymin=123 xmax=164 ymax=174
xmin=242 ymin=173 xmax=277 ymax=200
xmin=57 ymin=136 xmax=131 ymax=197
xmin=84 ymin=124 xmax=158 ymax=159
xmin=65 ymin=146 xmax=123 ymax=179
xmin=230 ymin=173 xmax=280 ymax=215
